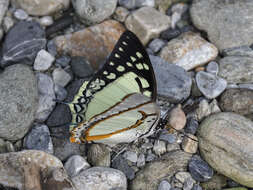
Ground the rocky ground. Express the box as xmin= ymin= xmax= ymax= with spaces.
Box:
xmin=0 ymin=0 xmax=253 ymax=190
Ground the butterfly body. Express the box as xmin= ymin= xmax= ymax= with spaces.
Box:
xmin=68 ymin=30 xmax=160 ymax=145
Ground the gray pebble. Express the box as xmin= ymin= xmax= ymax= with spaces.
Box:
xmin=34 ymin=49 xmax=55 ymax=71
xmin=188 ymin=155 xmax=214 ymax=182
xmin=23 ymin=124 xmax=53 ymax=154
xmin=54 ymin=84 xmax=68 ymax=101
xmin=53 ymin=68 xmax=72 ymax=87
xmin=159 ymin=130 xmax=177 ymax=144
xmin=70 ymin=56 xmax=94 ymax=78
xmin=55 ymin=55 xmax=71 ymax=68
xmin=158 ymin=180 xmax=171 ymax=190
xmin=14 ymin=9 xmax=28 ymax=20
xmin=112 ymin=155 xmax=135 ymax=180
xmin=137 ymin=153 xmax=145 ymax=167
xmin=123 ymin=151 xmax=138 ymax=163
xmin=148 ymin=38 xmax=166 ymax=53
xmin=64 ymin=155 xmax=90 ymax=177
xmin=185 ymin=117 xmax=198 ymax=135
xmin=196 ymin=71 xmax=227 ymax=99
xmin=47 ymin=40 xmax=57 ymax=56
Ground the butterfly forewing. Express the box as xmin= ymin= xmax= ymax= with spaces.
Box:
xmin=68 ymin=30 xmax=159 ymax=144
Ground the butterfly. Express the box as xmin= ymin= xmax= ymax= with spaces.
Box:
xmin=67 ymin=30 xmax=161 ymax=145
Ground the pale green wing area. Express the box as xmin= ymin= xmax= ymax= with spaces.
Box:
xmin=85 ymin=93 xmax=161 ymax=145
xmin=85 ymin=72 xmax=151 ymax=121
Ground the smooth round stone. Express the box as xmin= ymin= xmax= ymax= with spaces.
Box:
xmin=23 ymin=124 xmax=53 ymax=154
xmin=198 ymin=112 xmax=253 ymax=187
xmin=206 ymin=61 xmax=219 ymax=75
xmin=196 ymin=71 xmax=227 ymax=99
xmin=1 ymin=21 xmax=46 ymax=67
xmin=0 ymin=64 xmax=38 ymax=141
xmin=72 ymin=0 xmax=117 ymax=25
xmin=160 ymin=28 xmax=181 ymax=41
xmin=70 ymin=56 xmax=94 ymax=78
xmin=39 ymin=16 xmax=53 ymax=27
xmin=158 ymin=180 xmax=171 ymax=190
xmin=150 ymin=55 xmax=192 ymax=103
xmin=34 ymin=49 xmax=55 ymax=71
xmin=14 ymin=9 xmax=28 ymax=20
xmin=185 ymin=117 xmax=199 ymax=135
xmin=148 ymin=38 xmax=166 ymax=53
xmin=72 ymin=167 xmax=127 ymax=190
xmin=168 ymin=105 xmax=186 ymax=130
xmin=111 ymin=155 xmax=135 ymax=180
xmin=64 ymin=155 xmax=90 ymax=178
xmin=87 ymin=144 xmax=111 ymax=167
xmin=52 ymin=68 xmax=72 ymax=87
xmin=188 ymin=155 xmax=213 ymax=182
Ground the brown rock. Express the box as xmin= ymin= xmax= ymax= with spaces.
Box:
xmin=54 ymin=20 xmax=125 ymax=69
xmin=168 ymin=105 xmax=186 ymax=130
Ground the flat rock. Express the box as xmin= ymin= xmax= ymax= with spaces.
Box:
xmin=190 ymin=0 xmax=253 ymax=51
xmin=159 ymin=32 xmax=218 ymax=71
xmin=125 ymin=7 xmax=170 ymax=45
xmin=0 ymin=150 xmax=73 ymax=190
xmin=11 ymin=0 xmax=70 ymax=16
xmin=150 ymin=55 xmax=192 ymax=103
xmin=72 ymin=167 xmax=127 ymax=190
xmin=196 ymin=71 xmax=227 ymax=99
xmin=0 ymin=0 xmax=9 ymax=25
xmin=198 ymin=112 xmax=253 ymax=187
xmin=54 ymin=20 xmax=125 ymax=69
xmin=218 ymin=56 xmax=253 ymax=84
xmin=0 ymin=64 xmax=38 ymax=141
xmin=72 ymin=0 xmax=117 ymax=25
xmin=219 ymin=89 xmax=253 ymax=116
xmin=1 ymin=21 xmax=46 ymax=67
xmin=130 ymin=150 xmax=192 ymax=190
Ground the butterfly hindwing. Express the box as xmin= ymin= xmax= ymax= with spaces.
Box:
xmin=69 ymin=30 xmax=157 ymax=128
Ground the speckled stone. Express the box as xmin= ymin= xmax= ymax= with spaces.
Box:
xmin=113 ymin=6 xmax=129 ymax=22
xmin=168 ymin=105 xmax=186 ymax=130
xmin=125 ymin=7 xmax=170 ymax=45
xmin=160 ymin=32 xmax=218 ymax=71
xmin=72 ymin=167 xmax=127 ymax=190
xmin=0 ymin=64 xmax=38 ymax=141
xmin=72 ymin=0 xmax=117 ymax=25
xmin=87 ymin=144 xmax=111 ymax=167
